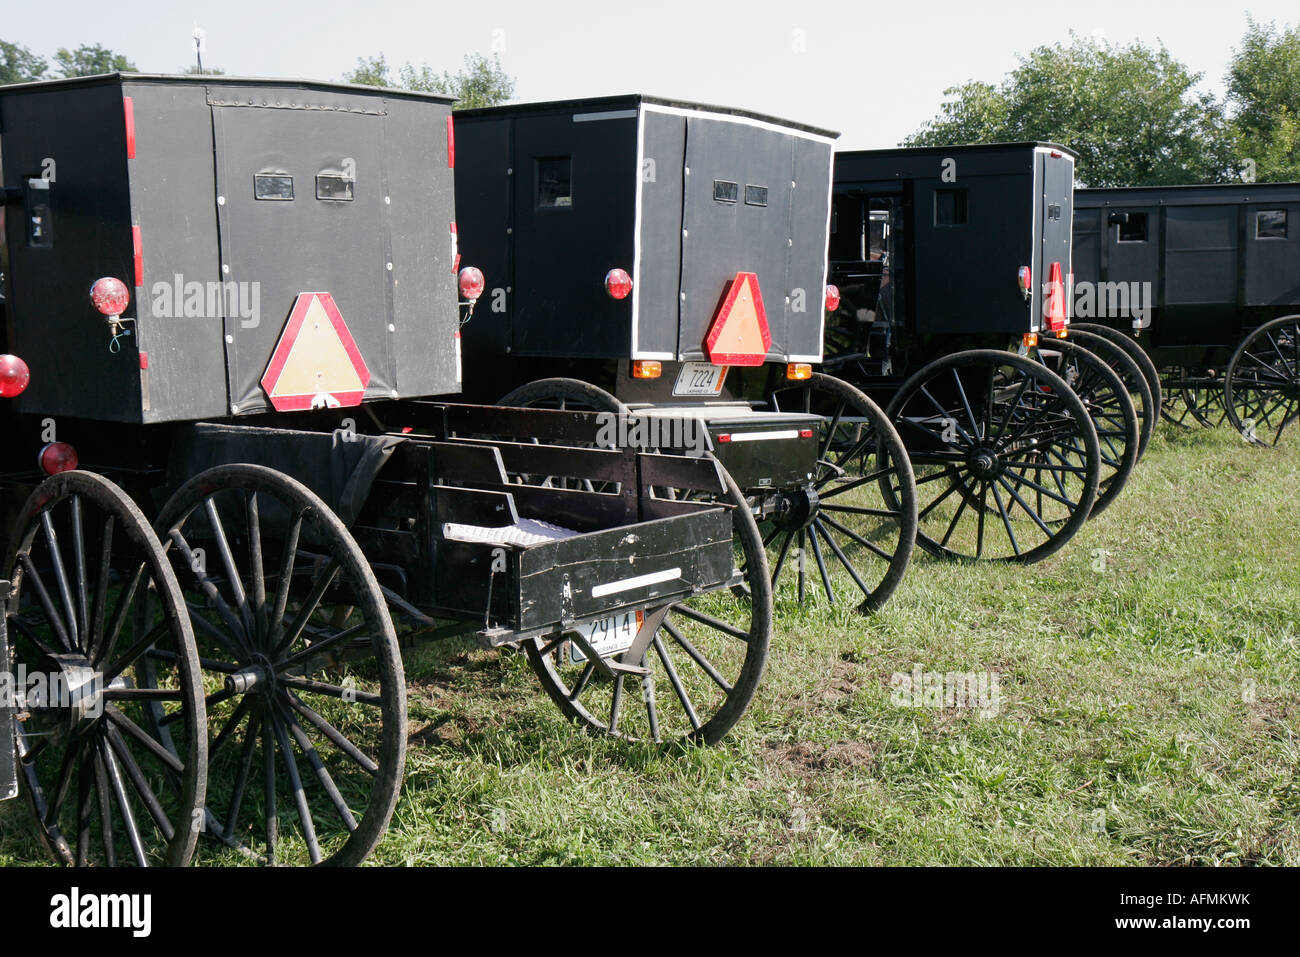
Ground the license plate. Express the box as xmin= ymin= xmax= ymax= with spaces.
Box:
xmin=672 ymin=362 xmax=728 ymax=397
xmin=568 ymin=610 xmax=644 ymax=663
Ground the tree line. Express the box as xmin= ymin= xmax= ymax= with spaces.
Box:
xmin=0 ymin=39 xmax=512 ymax=109
xmin=905 ymin=19 xmax=1300 ymax=186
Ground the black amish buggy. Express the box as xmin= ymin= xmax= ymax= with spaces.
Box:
xmin=453 ymin=94 xmax=920 ymax=615
xmin=0 ymin=73 xmax=773 ymax=867
xmin=1073 ymin=183 xmax=1300 ymax=446
xmin=823 ymin=142 xmax=1147 ymax=562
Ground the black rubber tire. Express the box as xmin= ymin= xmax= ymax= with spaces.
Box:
xmin=885 ymin=349 xmax=1100 ymax=563
xmin=766 ymin=372 xmax=917 ymax=612
xmin=1066 ymin=329 xmax=1155 ymax=460
xmin=1069 ymin=323 xmax=1163 ymax=422
xmin=6 ymin=470 xmax=206 ymax=866
xmin=1034 ymin=338 xmax=1140 ymax=517
xmin=1224 ymin=314 xmax=1300 ymax=447
xmin=156 ymin=464 xmax=406 ymax=867
xmin=524 ymin=465 xmax=771 ymax=746
xmin=499 ymin=377 xmax=628 ymax=414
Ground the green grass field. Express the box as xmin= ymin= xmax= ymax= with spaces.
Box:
xmin=2 ymin=420 xmax=1297 ymax=865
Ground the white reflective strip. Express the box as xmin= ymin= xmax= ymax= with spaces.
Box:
xmin=785 ymin=354 xmax=822 ymax=363
xmin=590 ymin=567 xmax=682 ymax=598
xmin=723 ymin=429 xmax=802 ymax=442
xmin=641 ymin=103 xmax=837 ymax=146
xmin=633 ymin=350 xmax=674 ymax=360
xmin=631 ymin=106 xmax=646 ymax=358
xmin=573 ymin=110 xmax=639 ymax=123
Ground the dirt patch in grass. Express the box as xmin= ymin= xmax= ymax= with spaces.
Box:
xmin=763 ymin=739 xmax=878 ymax=778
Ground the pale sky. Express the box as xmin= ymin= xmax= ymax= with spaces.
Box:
xmin=5 ymin=0 xmax=1298 ymax=147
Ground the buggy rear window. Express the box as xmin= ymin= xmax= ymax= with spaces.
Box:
xmin=537 ymin=157 xmax=572 ymax=208
xmin=1256 ymin=209 xmax=1287 ymax=240
xmin=713 ymin=180 xmax=738 ymax=204
xmin=934 ymin=189 xmax=968 ymax=226
xmin=254 ymin=174 xmax=294 ymax=201
xmin=316 ymin=173 xmax=354 ymax=202
xmin=1117 ymin=212 xmax=1147 ymax=243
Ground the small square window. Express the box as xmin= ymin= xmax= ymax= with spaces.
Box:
xmin=1117 ymin=212 xmax=1147 ymax=243
xmin=1256 ymin=209 xmax=1287 ymax=239
xmin=316 ymin=173 xmax=354 ymax=202
xmin=713 ymin=180 xmax=738 ymax=204
xmin=537 ymin=157 xmax=572 ymax=208
xmin=934 ymin=189 xmax=967 ymax=226
xmin=254 ymin=173 xmax=294 ymax=201
xmin=744 ymin=184 xmax=768 ymax=207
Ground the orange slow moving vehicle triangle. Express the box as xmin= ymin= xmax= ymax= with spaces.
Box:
xmin=705 ymin=272 xmax=772 ymax=366
xmin=260 ymin=292 xmax=371 ymax=411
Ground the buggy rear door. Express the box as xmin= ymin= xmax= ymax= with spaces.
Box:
xmin=212 ymin=102 xmax=394 ymax=414
xmin=676 ymin=116 xmax=831 ymax=362
xmin=1035 ymin=148 xmax=1074 ymax=328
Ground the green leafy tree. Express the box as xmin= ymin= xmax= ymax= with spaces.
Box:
xmin=906 ymin=34 xmax=1236 ymax=187
xmin=346 ymin=52 xmax=513 ymax=108
xmin=1226 ymin=18 xmax=1300 ymax=182
xmin=53 ymin=43 xmax=136 ymax=77
xmin=183 ymin=65 xmax=226 ymax=75
xmin=0 ymin=39 xmax=49 ymax=84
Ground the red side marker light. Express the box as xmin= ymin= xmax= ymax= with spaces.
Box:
xmin=605 ymin=268 xmax=633 ymax=300
xmin=39 ymin=442 xmax=78 ymax=475
xmin=90 ymin=277 xmax=131 ymax=317
xmin=824 ymin=283 xmax=841 ymax=313
xmin=458 ymin=266 xmax=485 ymax=301
xmin=0 ymin=355 xmax=31 ymax=397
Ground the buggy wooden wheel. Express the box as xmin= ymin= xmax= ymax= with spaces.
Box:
xmin=1066 ymin=328 xmax=1155 ymax=460
xmin=885 ymin=350 xmax=1100 ymax=563
xmin=1068 ymin=323 xmax=1162 ymax=436
xmin=1161 ymin=368 xmax=1227 ymax=428
xmin=1034 ymin=338 xmax=1140 ymax=517
xmin=5 ymin=470 xmax=206 ymax=866
xmin=1224 ymin=315 xmax=1300 ymax=447
xmin=765 ymin=372 xmax=916 ymax=612
xmin=156 ymin=465 xmax=405 ymax=866
xmin=524 ymin=468 xmax=771 ymax=745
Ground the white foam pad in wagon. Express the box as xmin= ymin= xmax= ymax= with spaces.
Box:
xmin=441 ymin=517 xmax=580 ymax=548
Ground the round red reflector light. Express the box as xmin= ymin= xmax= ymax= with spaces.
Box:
xmin=458 ymin=266 xmax=485 ymax=301
xmin=38 ymin=442 xmax=78 ymax=475
xmin=90 ymin=277 xmax=130 ymax=317
xmin=0 ymin=354 xmax=31 ymax=398
xmin=605 ymin=268 xmax=633 ymax=300
xmin=824 ymin=284 xmax=841 ymax=313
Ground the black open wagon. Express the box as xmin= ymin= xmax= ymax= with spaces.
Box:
xmin=823 ymin=142 xmax=1148 ymax=561
xmin=453 ymin=95 xmax=919 ymax=614
xmin=1073 ymin=183 xmax=1300 ymax=446
xmin=0 ymin=74 xmax=771 ymax=867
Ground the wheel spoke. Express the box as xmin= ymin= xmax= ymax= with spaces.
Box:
xmin=652 ymin=635 xmax=701 ymax=732
xmin=662 ymin=619 xmax=732 ymax=693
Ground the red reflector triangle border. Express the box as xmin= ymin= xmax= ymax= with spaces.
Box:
xmin=704 ymin=272 xmax=772 ymax=367
xmin=259 ymin=292 xmax=371 ymax=412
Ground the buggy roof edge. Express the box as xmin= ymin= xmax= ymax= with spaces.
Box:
xmin=0 ymin=71 xmax=456 ymax=104
xmin=1077 ymin=182 xmax=1300 ymax=201
xmin=836 ymin=141 xmax=1078 ymax=160
xmin=453 ymin=93 xmax=839 ymax=139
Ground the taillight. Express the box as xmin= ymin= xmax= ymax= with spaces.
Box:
xmin=631 ymin=360 xmax=661 ymax=379
xmin=786 ymin=362 xmax=812 ymax=380
xmin=1022 ymin=333 xmax=1038 ymax=349
xmin=605 ymin=268 xmax=633 ymax=300
xmin=824 ymin=284 xmax=841 ymax=313
xmin=39 ymin=442 xmax=78 ymax=475
xmin=458 ymin=266 xmax=485 ymax=302
xmin=446 ymin=115 xmax=455 ymax=169
xmin=0 ymin=355 xmax=30 ymax=397
xmin=90 ymin=277 xmax=130 ymax=317
xmin=1018 ymin=266 xmax=1032 ymax=298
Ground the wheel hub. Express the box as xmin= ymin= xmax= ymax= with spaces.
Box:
xmin=226 ymin=655 xmax=276 ymax=695
xmin=967 ymin=448 xmax=1002 ymax=481
xmin=771 ymin=486 xmax=819 ymax=532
